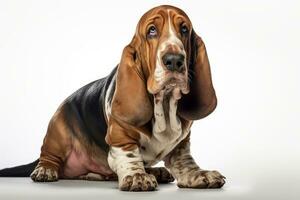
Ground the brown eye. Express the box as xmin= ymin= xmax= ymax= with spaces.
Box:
xmin=147 ymin=25 xmax=157 ymax=38
xmin=181 ymin=25 xmax=188 ymax=35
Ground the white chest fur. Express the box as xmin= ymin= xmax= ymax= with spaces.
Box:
xmin=139 ymin=88 xmax=190 ymax=166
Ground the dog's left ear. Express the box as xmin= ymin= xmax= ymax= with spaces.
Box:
xmin=178 ymin=30 xmax=217 ymax=120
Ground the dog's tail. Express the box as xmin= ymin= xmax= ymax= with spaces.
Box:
xmin=0 ymin=159 xmax=39 ymax=177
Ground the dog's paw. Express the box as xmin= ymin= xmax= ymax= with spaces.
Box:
xmin=177 ymin=170 xmax=225 ymax=189
xmin=119 ymin=173 xmax=158 ymax=191
xmin=30 ymin=166 xmax=58 ymax=182
xmin=145 ymin=167 xmax=174 ymax=183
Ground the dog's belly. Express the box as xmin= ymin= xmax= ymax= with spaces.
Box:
xmin=62 ymin=149 xmax=113 ymax=178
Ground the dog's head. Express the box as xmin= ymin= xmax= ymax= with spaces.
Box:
xmin=111 ymin=5 xmax=217 ymax=126
xmin=135 ymin=5 xmax=191 ymax=95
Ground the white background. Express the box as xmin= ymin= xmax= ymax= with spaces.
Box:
xmin=0 ymin=0 xmax=299 ymax=199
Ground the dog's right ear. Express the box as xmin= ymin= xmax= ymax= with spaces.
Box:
xmin=110 ymin=38 xmax=153 ymax=127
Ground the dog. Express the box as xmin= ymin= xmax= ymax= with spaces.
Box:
xmin=0 ymin=5 xmax=225 ymax=191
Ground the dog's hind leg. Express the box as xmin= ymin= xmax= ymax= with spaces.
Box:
xmin=31 ymin=106 xmax=72 ymax=182
xmin=75 ymin=173 xmax=117 ymax=181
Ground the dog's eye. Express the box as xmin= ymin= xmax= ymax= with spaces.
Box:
xmin=147 ymin=26 xmax=157 ymax=38
xmin=181 ymin=25 xmax=189 ymax=35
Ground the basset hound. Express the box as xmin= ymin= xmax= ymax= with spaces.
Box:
xmin=0 ymin=5 xmax=225 ymax=191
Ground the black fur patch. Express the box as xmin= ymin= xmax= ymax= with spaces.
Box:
xmin=63 ymin=67 xmax=117 ymax=153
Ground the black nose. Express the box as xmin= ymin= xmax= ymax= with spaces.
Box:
xmin=162 ymin=53 xmax=185 ymax=72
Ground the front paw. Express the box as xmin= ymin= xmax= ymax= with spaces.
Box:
xmin=177 ymin=170 xmax=225 ymax=189
xmin=119 ymin=173 xmax=158 ymax=191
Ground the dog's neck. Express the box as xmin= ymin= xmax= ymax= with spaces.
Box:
xmin=152 ymin=87 xmax=182 ymax=133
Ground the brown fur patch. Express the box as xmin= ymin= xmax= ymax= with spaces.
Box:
xmin=38 ymin=105 xmax=73 ymax=172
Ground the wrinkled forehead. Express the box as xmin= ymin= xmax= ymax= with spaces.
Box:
xmin=137 ymin=6 xmax=192 ymax=31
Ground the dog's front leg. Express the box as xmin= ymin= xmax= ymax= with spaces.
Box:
xmin=108 ymin=146 xmax=157 ymax=191
xmin=165 ymin=140 xmax=226 ymax=188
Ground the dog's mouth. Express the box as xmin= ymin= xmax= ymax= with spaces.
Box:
xmin=162 ymin=78 xmax=187 ymax=93
xmin=151 ymin=75 xmax=189 ymax=96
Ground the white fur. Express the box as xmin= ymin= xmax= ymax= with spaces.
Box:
xmin=154 ymin=56 xmax=165 ymax=85
xmin=139 ymin=89 xmax=190 ymax=166
xmin=153 ymin=91 xmax=167 ymax=133
xmin=104 ymin=73 xmax=116 ymax=121
xmin=166 ymin=9 xmax=185 ymax=50
xmin=169 ymin=88 xmax=182 ymax=133
xmin=108 ymin=147 xmax=145 ymax=182
xmin=78 ymin=172 xmax=106 ymax=181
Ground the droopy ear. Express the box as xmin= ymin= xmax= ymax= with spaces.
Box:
xmin=111 ymin=42 xmax=153 ymax=127
xmin=178 ymin=30 xmax=217 ymax=120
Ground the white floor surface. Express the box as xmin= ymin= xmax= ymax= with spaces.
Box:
xmin=0 ymin=177 xmax=298 ymax=200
